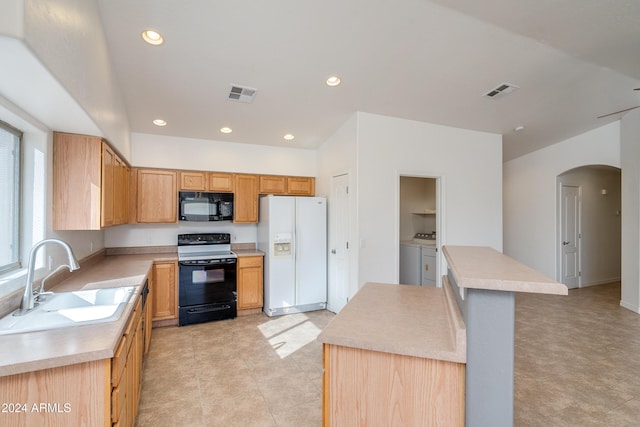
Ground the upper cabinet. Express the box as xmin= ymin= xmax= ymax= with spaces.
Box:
xmin=259 ymin=175 xmax=287 ymax=195
xmin=136 ymin=169 xmax=177 ymax=223
xmin=233 ymin=174 xmax=259 ymax=223
xmin=258 ymin=175 xmax=315 ymax=196
xmin=209 ymin=172 xmax=234 ymax=192
xmin=53 ymin=132 xmax=129 ymax=230
xmin=179 ymin=171 xmax=207 ymax=191
xmin=179 ymin=171 xmax=234 ymax=192
xmin=286 ymin=177 xmax=315 ymax=196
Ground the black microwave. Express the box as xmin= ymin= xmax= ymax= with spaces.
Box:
xmin=178 ymin=191 xmax=234 ymax=221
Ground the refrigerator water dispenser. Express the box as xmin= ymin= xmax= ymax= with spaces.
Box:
xmin=273 ymin=233 xmax=292 ymax=256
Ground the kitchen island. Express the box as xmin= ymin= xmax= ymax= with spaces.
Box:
xmin=318 ymin=279 xmax=466 ymax=426
xmin=319 ymin=245 xmax=567 ymax=427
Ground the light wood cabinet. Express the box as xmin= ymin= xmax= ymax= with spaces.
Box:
xmin=152 ymin=261 xmax=178 ymax=321
xmin=237 ymin=256 xmax=263 ymax=312
xmin=136 ymin=169 xmax=177 ymax=223
xmin=208 ymin=172 xmax=234 ymax=192
xmin=287 ymin=176 xmax=315 ymax=196
xmin=53 ymin=131 xmax=130 ymax=230
xmin=322 ymin=344 xmax=465 ymax=426
xmin=179 ymin=171 xmax=207 ymax=191
xmin=259 ymin=175 xmax=287 ymax=194
xmin=0 ymin=292 xmax=149 ymax=427
xmin=112 ymin=296 xmax=144 ymax=427
xmin=179 ymin=171 xmax=234 ymax=192
xmin=233 ymin=174 xmax=259 ymax=223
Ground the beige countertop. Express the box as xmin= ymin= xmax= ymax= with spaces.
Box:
xmin=0 ymin=253 xmax=176 ymax=377
xmin=232 ymin=249 xmax=265 ymax=257
xmin=317 ymin=281 xmax=466 ymax=363
xmin=443 ymin=245 xmax=568 ymax=295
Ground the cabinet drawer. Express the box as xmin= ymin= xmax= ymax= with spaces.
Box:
xmin=238 ymin=256 xmax=263 ymax=268
xmin=111 ymin=374 xmax=127 ymax=423
xmin=111 ymin=336 xmax=127 ymax=387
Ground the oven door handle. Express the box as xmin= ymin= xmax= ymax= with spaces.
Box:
xmin=179 ymin=260 xmax=225 ymax=267
xmin=187 ymin=305 xmax=231 ymax=314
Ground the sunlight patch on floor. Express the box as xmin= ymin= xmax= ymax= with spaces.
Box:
xmin=257 ymin=313 xmax=322 ymax=358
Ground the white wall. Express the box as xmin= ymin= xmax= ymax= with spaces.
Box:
xmin=503 ymin=122 xmax=621 ymax=279
xmin=316 ymin=114 xmax=359 ymax=299
xmin=21 ymin=0 xmax=131 ymax=157
xmin=620 ymin=109 xmax=640 ymax=312
xmin=130 ymin=133 xmax=317 ymax=176
xmin=356 ymin=112 xmax=503 ymax=287
xmin=558 ymin=166 xmax=621 ymax=286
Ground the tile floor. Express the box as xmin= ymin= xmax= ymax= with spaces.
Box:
xmin=135 ymin=310 xmax=335 ymax=427
xmin=137 ymin=282 xmax=640 ymax=426
xmin=515 ymin=282 xmax=640 ymax=426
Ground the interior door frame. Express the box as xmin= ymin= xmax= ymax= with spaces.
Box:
xmin=396 ymin=172 xmax=444 ymax=287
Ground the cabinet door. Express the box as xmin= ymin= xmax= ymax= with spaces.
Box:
xmin=114 ymin=157 xmax=129 ymax=225
xmin=152 ymin=261 xmax=177 ymax=320
xmin=180 ymin=171 xmax=207 ymax=191
xmin=208 ymin=172 xmax=234 ymax=192
xmin=137 ymin=169 xmax=177 ymax=223
xmin=101 ymin=142 xmax=115 ymax=227
xmin=238 ymin=256 xmax=263 ymax=310
xmin=53 ymin=132 xmax=103 ymax=230
xmin=233 ymin=174 xmax=259 ymax=223
xmin=259 ymin=175 xmax=286 ymax=194
xmin=287 ymin=177 xmax=315 ymax=196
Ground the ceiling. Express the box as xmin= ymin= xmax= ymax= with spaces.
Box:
xmin=97 ymin=0 xmax=640 ymax=161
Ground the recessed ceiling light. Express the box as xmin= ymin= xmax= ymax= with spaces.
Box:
xmin=326 ymin=76 xmax=341 ymax=87
xmin=514 ymin=125 xmax=525 ymax=132
xmin=153 ymin=119 xmax=167 ymax=126
xmin=283 ymin=134 xmax=295 ymax=141
xmin=141 ymin=30 xmax=164 ymax=46
xmin=220 ymin=127 xmax=233 ymax=134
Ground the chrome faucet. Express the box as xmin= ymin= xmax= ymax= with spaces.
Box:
xmin=17 ymin=238 xmax=80 ymax=315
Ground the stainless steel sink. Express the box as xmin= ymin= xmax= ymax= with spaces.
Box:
xmin=0 ymin=286 xmax=136 ymax=335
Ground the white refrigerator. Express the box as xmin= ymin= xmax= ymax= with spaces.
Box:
xmin=258 ymin=195 xmax=327 ymax=316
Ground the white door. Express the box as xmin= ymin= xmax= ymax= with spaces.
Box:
xmin=561 ymin=185 xmax=581 ymax=289
xmin=295 ymin=197 xmax=327 ymax=305
xmin=328 ymin=174 xmax=350 ymax=313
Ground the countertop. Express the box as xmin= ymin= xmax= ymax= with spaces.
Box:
xmin=232 ymin=249 xmax=265 ymax=257
xmin=0 ymin=253 xmax=176 ymax=377
xmin=443 ymin=245 xmax=568 ymax=295
xmin=317 ymin=280 xmax=466 ymax=363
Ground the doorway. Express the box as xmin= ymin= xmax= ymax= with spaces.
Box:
xmin=328 ymin=173 xmax=350 ymax=313
xmin=398 ymin=175 xmax=441 ymax=286
xmin=556 ymin=166 xmax=621 ymax=288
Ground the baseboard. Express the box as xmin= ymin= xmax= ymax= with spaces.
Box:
xmin=620 ymin=300 xmax=640 ymax=314
xmin=580 ymin=278 xmax=621 ymax=288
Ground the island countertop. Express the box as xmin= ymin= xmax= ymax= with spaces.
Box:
xmin=0 ymin=253 xmax=176 ymax=377
xmin=443 ymin=245 xmax=568 ymax=295
xmin=317 ymin=280 xmax=466 ymax=363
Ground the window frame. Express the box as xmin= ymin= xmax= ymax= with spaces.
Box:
xmin=0 ymin=119 xmax=22 ymax=275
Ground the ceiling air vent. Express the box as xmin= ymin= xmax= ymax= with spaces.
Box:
xmin=483 ymin=82 xmax=520 ymax=98
xmin=228 ymin=84 xmax=258 ymax=103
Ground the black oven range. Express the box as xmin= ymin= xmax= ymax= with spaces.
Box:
xmin=177 ymin=233 xmax=237 ymax=326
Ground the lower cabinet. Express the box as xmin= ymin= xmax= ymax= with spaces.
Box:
xmin=0 ymin=291 xmax=150 ymax=427
xmin=152 ymin=261 xmax=178 ymax=322
xmin=112 ymin=296 xmax=144 ymax=427
xmin=322 ymin=344 xmax=465 ymax=426
xmin=237 ymin=256 xmax=264 ymax=314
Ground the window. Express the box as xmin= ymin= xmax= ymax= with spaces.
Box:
xmin=0 ymin=120 xmax=22 ymax=274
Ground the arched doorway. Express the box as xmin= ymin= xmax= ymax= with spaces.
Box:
xmin=556 ymin=165 xmax=621 ymax=288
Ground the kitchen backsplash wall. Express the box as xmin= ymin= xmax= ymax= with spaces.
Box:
xmin=104 ymin=222 xmax=258 ymax=248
